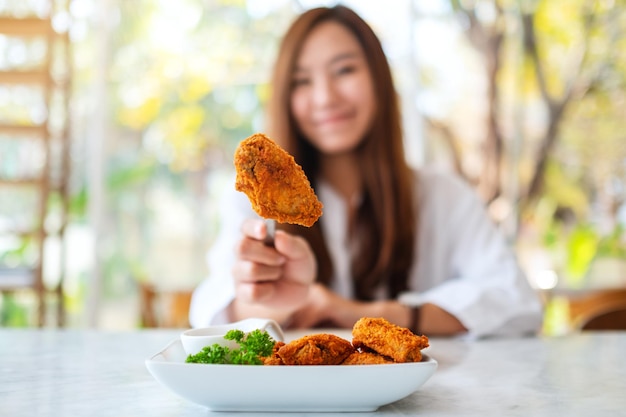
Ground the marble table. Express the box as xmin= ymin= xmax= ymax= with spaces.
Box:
xmin=1 ymin=328 xmax=624 ymax=416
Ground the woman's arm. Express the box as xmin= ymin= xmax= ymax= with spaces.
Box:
xmin=417 ymin=303 xmax=467 ymax=336
xmin=287 ymin=283 xmax=467 ymax=336
xmin=401 ymin=170 xmax=544 ymax=337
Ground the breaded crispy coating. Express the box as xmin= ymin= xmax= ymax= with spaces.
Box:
xmin=277 ymin=334 xmax=355 ymax=365
xmin=352 ymin=317 xmax=429 ymax=363
xmin=234 ymin=133 xmax=323 ymax=227
xmin=262 ymin=341 xmax=286 ymax=366
xmin=341 ymin=351 xmax=394 ymax=365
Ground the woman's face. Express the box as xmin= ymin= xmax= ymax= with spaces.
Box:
xmin=290 ymin=21 xmax=376 ymax=155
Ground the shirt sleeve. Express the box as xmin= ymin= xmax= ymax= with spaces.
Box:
xmin=399 ymin=170 xmax=544 ymax=338
xmin=188 ymin=178 xmax=257 ymax=328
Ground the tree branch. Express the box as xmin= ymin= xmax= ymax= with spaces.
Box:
xmin=521 ymin=2 xmax=595 ymax=209
xmin=425 ymin=117 xmax=474 ymax=183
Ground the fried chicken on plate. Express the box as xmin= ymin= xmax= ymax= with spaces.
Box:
xmin=256 ymin=317 xmax=429 ymax=366
xmin=341 ymin=350 xmax=395 ymax=365
xmin=262 ymin=341 xmax=286 ymax=366
xmin=234 ymin=133 xmax=323 ymax=227
xmin=275 ymin=334 xmax=355 ymax=365
xmin=352 ymin=317 xmax=429 ymax=363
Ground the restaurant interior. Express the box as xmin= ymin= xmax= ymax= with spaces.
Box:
xmin=0 ymin=0 xmax=625 ymax=334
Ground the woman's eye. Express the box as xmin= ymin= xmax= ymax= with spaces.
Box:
xmin=335 ymin=65 xmax=356 ymax=76
xmin=292 ymin=78 xmax=310 ymax=88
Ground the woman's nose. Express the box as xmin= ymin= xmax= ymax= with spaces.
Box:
xmin=311 ymin=77 xmax=337 ymax=106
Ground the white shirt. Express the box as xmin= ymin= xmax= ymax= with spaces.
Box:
xmin=189 ymin=168 xmax=544 ymax=337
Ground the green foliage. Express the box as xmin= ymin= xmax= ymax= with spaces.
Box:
xmin=564 ymin=224 xmax=599 ymax=281
xmin=543 ymin=160 xmax=589 ymax=219
xmin=185 ymin=329 xmax=277 ymax=365
xmin=541 ymin=218 xmax=626 ymax=287
xmin=596 ymin=224 xmax=626 ymax=259
xmin=107 ymin=0 xmax=285 ymax=173
xmin=107 ymin=158 xmax=157 ymax=192
xmin=68 ymin=187 xmax=88 ymax=221
xmin=0 ymin=237 xmax=32 ymax=267
xmin=521 ymin=0 xmax=626 ymax=292
xmin=0 ymin=294 xmax=29 ymax=327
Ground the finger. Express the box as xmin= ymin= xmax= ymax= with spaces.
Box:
xmin=235 ymin=237 xmax=286 ymax=266
xmin=273 ymin=231 xmax=311 ymax=261
xmin=235 ymin=281 xmax=276 ymax=304
xmin=232 ymin=261 xmax=282 ymax=283
xmin=272 ymin=231 xmax=316 ymax=286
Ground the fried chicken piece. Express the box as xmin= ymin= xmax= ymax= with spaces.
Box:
xmin=262 ymin=341 xmax=286 ymax=366
xmin=352 ymin=317 xmax=429 ymax=363
xmin=234 ymin=133 xmax=323 ymax=227
xmin=341 ymin=351 xmax=394 ymax=365
xmin=277 ymin=334 xmax=355 ymax=365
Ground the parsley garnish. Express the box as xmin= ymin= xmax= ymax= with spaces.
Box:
xmin=185 ymin=329 xmax=276 ymax=365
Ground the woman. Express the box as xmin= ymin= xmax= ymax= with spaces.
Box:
xmin=189 ymin=5 xmax=543 ymax=337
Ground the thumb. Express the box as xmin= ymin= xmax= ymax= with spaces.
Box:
xmin=273 ymin=230 xmax=317 ymax=286
xmin=273 ymin=230 xmax=311 ymax=261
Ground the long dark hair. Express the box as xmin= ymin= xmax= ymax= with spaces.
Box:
xmin=266 ymin=5 xmax=417 ymax=299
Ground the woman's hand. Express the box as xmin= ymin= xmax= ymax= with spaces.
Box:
xmin=231 ymin=219 xmax=316 ymax=314
xmin=288 ymin=284 xmax=425 ymax=331
xmin=287 ymin=283 xmax=353 ymax=328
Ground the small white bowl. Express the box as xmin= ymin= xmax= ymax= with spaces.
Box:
xmin=180 ymin=317 xmax=285 ymax=356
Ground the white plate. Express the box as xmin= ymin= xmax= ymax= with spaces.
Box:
xmin=145 ymin=338 xmax=437 ymax=412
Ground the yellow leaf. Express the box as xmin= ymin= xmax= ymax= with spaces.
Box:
xmin=118 ymin=97 xmax=162 ymax=129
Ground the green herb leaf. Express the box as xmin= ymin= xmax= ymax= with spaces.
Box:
xmin=185 ymin=329 xmax=276 ymax=365
xmin=185 ymin=343 xmax=230 ymax=364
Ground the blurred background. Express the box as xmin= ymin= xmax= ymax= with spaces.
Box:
xmin=0 ymin=0 xmax=624 ymax=333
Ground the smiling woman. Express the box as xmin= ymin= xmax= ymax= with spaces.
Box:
xmin=63 ymin=0 xmax=424 ymax=330
xmin=189 ymin=5 xmax=543 ymax=338
xmin=87 ymin=0 xmax=437 ymax=331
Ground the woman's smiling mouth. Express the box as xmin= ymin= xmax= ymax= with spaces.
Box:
xmin=314 ymin=111 xmax=354 ymax=128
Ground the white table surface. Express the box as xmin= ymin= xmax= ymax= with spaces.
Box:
xmin=1 ymin=328 xmax=625 ymax=417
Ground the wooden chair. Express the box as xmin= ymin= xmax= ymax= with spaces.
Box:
xmin=580 ymin=308 xmax=626 ymax=331
xmin=139 ymin=282 xmax=193 ymax=328
xmin=569 ymin=289 xmax=626 ymax=331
